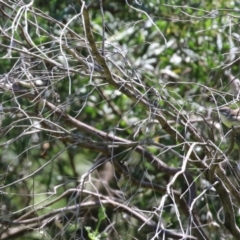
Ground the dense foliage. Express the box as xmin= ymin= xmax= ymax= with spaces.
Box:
xmin=0 ymin=0 xmax=240 ymax=239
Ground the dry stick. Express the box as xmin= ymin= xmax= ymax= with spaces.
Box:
xmin=0 ymin=192 xmax=197 ymax=240
xmin=99 ymin=0 xmax=105 ymax=56
xmin=214 ymin=175 xmax=240 ymax=239
xmin=42 ymin=99 xmax=201 ymax=238
xmin=80 ymin=1 xmax=208 ymax=168
xmin=79 ymin=3 xmax=208 ymax=239
xmin=0 ymin=2 xmax=215 ymax=238
xmin=79 ymin=3 xmax=240 ymax=239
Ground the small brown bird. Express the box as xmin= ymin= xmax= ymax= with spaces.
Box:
xmin=219 ymin=107 xmax=240 ymax=128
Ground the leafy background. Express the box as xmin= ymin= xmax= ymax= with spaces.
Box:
xmin=0 ymin=0 xmax=240 ymax=239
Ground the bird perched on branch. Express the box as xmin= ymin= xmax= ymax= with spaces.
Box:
xmin=219 ymin=107 xmax=240 ymax=128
